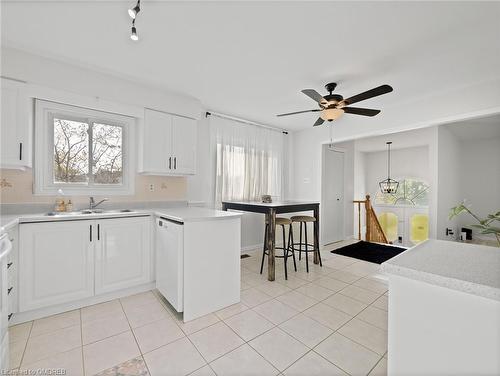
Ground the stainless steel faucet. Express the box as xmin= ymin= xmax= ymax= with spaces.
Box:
xmin=89 ymin=197 xmax=109 ymax=210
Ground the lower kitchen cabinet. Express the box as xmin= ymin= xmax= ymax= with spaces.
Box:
xmin=19 ymin=216 xmax=152 ymax=312
xmin=95 ymin=217 xmax=151 ymax=294
xmin=19 ymin=221 xmax=94 ymax=312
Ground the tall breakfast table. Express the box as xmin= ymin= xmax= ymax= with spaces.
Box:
xmin=222 ymin=201 xmax=320 ymax=281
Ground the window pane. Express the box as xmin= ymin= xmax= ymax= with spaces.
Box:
xmin=92 ymin=123 xmax=123 ymax=185
xmin=374 ymin=178 xmax=429 ymax=206
xmin=53 ymin=118 xmax=89 ymax=183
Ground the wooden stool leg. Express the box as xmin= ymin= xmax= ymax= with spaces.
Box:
xmin=282 ymin=224 xmax=288 ymax=280
xmin=260 ymin=224 xmax=268 ymax=274
xmin=289 ymin=224 xmax=297 ymax=272
xmin=304 ymin=222 xmax=309 ymax=273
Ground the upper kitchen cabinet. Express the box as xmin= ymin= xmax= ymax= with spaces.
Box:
xmin=139 ymin=108 xmax=197 ymax=175
xmin=0 ymin=78 xmax=32 ymax=169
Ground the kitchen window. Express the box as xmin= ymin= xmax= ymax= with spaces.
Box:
xmin=34 ymin=100 xmax=135 ymax=195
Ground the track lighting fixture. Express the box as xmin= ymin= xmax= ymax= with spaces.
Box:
xmin=128 ymin=0 xmax=140 ymax=19
xmin=128 ymin=0 xmax=140 ymax=41
xmin=130 ymin=19 xmax=138 ymax=41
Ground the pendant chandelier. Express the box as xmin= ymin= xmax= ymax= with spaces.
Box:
xmin=379 ymin=141 xmax=399 ymax=194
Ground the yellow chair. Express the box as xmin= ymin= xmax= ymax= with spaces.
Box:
xmin=378 ymin=212 xmax=398 ymax=243
xmin=410 ymin=214 xmax=429 ymax=244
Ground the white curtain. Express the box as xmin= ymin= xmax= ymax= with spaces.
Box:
xmin=209 ymin=116 xmax=285 ymax=207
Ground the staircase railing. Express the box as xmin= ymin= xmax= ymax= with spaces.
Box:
xmin=353 ymin=195 xmax=389 ymax=244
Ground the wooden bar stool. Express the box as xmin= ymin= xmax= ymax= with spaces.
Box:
xmin=260 ymin=217 xmax=297 ymax=280
xmin=290 ymin=215 xmax=322 ymax=272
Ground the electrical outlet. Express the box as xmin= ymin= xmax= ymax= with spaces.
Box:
xmin=149 ymin=183 xmax=154 ymax=192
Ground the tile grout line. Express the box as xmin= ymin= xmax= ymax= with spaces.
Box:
xmin=16 ymin=319 xmax=34 ymax=370
xmin=79 ymin=308 xmax=86 ymax=376
xmin=118 ymin=296 xmax=153 ymax=376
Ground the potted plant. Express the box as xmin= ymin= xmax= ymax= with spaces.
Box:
xmin=449 ymin=202 xmax=500 ymax=247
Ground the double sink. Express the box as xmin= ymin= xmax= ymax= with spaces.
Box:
xmin=45 ymin=209 xmax=136 ymax=217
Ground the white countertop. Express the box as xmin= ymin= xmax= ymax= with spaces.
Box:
xmin=382 ymin=239 xmax=500 ymax=301
xmin=154 ymin=207 xmax=242 ymax=222
xmin=1 ymin=206 xmax=241 ymax=233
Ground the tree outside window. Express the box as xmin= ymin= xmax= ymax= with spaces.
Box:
xmin=53 ymin=118 xmax=123 ymax=186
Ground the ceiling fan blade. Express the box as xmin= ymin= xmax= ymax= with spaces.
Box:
xmin=342 ymin=85 xmax=393 ymax=106
xmin=301 ymin=89 xmax=325 ymax=104
xmin=313 ymin=117 xmax=324 ymax=127
xmin=276 ymin=109 xmax=320 ymax=117
xmin=343 ymin=107 xmax=381 ymax=117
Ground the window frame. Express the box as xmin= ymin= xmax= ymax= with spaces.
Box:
xmin=34 ymin=100 xmax=135 ymax=195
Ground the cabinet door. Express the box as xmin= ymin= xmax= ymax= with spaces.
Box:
xmin=141 ymin=109 xmax=172 ymax=174
xmin=155 ymin=218 xmax=183 ymax=311
xmin=19 ymin=221 xmax=94 ymax=311
xmin=95 ymin=217 xmax=151 ymax=295
xmin=1 ymin=78 xmax=30 ymax=169
xmin=171 ymin=115 xmax=197 ymax=175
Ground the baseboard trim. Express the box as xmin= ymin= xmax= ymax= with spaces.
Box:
xmin=10 ymin=282 xmax=156 ymax=325
xmin=241 ymin=244 xmax=262 ymax=252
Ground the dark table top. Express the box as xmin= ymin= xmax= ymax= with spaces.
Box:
xmin=222 ymin=200 xmax=319 ymax=214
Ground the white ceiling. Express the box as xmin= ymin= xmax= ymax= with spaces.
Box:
xmin=2 ymin=1 xmax=500 ymax=131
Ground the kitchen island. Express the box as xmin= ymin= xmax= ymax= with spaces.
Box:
xmin=381 ymin=239 xmax=500 ymax=376
xmin=154 ymin=207 xmax=242 ymax=321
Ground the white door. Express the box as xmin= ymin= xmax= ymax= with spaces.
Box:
xmin=155 ymin=217 xmax=184 ymax=312
xmin=1 ymin=78 xmax=30 ymax=169
xmin=142 ymin=108 xmax=173 ymax=173
xmin=95 ymin=216 xmax=151 ymax=295
xmin=321 ymin=146 xmax=345 ymax=245
xmin=171 ymin=115 xmax=197 ymax=175
xmin=19 ymin=221 xmax=94 ymax=311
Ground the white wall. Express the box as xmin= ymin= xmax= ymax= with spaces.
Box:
xmin=457 ymin=137 xmax=500 ymax=237
xmin=1 ymin=48 xmax=202 ymax=119
xmin=436 ymin=126 xmax=462 ymax=240
xmin=364 ymin=146 xmax=430 ymax=196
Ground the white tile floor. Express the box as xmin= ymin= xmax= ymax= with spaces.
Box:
xmin=8 ymin=240 xmax=388 ymax=376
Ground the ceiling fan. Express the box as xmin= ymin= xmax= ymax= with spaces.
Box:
xmin=277 ymin=82 xmax=393 ymax=127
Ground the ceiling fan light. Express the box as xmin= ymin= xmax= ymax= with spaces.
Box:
xmin=320 ymin=108 xmax=344 ymax=121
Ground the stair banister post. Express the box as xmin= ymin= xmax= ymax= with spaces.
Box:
xmin=365 ymin=195 xmax=371 ymax=241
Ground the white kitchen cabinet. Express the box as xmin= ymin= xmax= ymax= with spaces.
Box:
xmin=0 ymin=78 xmax=31 ymax=169
xmin=139 ymin=108 xmax=197 ymax=175
xmin=19 ymin=221 xmax=94 ymax=311
xmin=171 ymin=115 xmax=197 ymax=175
xmin=155 ymin=217 xmax=183 ymax=312
xmin=95 ymin=217 xmax=152 ymax=295
xmin=142 ymin=108 xmax=173 ymax=173
xmin=19 ymin=216 xmax=152 ymax=312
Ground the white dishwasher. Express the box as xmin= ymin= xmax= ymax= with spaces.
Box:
xmin=155 ymin=217 xmax=184 ymax=312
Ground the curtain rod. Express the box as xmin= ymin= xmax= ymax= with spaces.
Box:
xmin=205 ymin=111 xmax=288 ymax=134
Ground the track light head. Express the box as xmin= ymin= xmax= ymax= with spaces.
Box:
xmin=130 ymin=22 xmax=138 ymax=41
xmin=128 ymin=1 xmax=140 ymax=19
